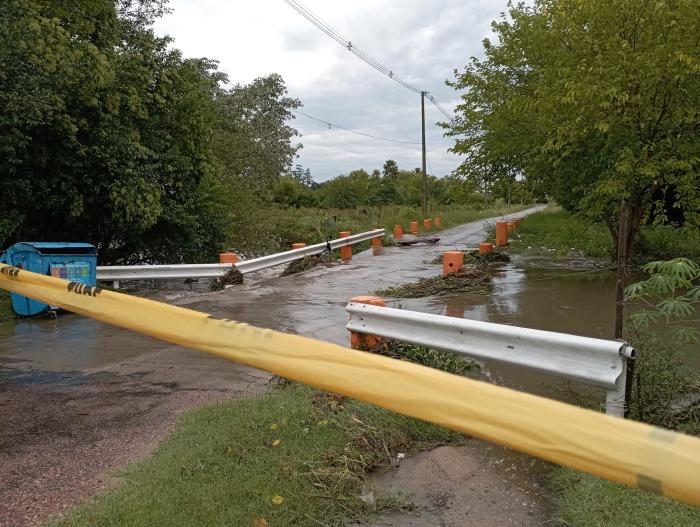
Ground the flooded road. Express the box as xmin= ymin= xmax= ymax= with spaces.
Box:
xmin=3 ymin=203 xmax=647 ymax=526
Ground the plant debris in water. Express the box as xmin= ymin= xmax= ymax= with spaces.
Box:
xmin=367 ymin=340 xmax=480 ymax=375
xmin=280 ymin=253 xmax=334 ymax=276
xmin=374 ymin=267 xmax=492 ymax=298
xmin=430 ymin=250 xmax=510 ymax=265
xmin=210 ymin=267 xmax=244 ymax=291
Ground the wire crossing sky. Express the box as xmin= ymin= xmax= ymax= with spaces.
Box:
xmin=283 ymin=0 xmax=453 ymax=121
xmin=154 ymin=0 xmax=499 ymax=180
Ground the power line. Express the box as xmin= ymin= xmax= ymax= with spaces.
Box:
xmin=283 ymin=0 xmax=453 ymax=120
xmin=291 ymin=109 xmax=421 ymax=145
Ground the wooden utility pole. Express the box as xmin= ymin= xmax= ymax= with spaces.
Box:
xmin=421 ymin=91 xmax=427 ymax=216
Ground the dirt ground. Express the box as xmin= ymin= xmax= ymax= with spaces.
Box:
xmin=0 ymin=368 xmax=268 ymax=527
xmin=364 ymin=444 xmax=552 ymax=526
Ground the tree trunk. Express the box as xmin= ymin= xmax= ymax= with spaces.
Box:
xmin=614 ymin=200 xmax=630 ymax=340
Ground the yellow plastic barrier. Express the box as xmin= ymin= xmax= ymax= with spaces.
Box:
xmin=1 ymin=263 xmax=700 ymax=506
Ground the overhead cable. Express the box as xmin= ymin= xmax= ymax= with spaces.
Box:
xmin=291 ymin=109 xmax=421 ymax=145
xmin=283 ymin=0 xmax=453 ymax=120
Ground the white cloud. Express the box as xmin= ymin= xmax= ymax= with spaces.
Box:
xmin=154 ymin=0 xmax=504 ymax=180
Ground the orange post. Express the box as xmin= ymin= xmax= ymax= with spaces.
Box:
xmin=219 ymin=252 xmax=238 ymax=264
xmin=434 ymin=217 xmax=442 ymax=228
xmin=495 ymin=221 xmax=509 ymax=247
xmin=292 ymin=243 xmax=306 ymax=250
xmin=410 ymin=221 xmax=419 ymax=235
xmin=371 ymin=236 xmax=382 ymax=247
xmin=393 ymin=224 xmax=404 ymax=240
xmin=349 ymin=295 xmax=386 ymax=349
xmin=339 ymin=231 xmax=352 ymax=260
xmin=479 ymin=243 xmax=494 ymax=255
xmin=423 ymin=219 xmax=432 ymax=230
xmin=442 ymin=251 xmax=464 ymax=276
xmin=506 ymin=221 xmax=517 ymax=233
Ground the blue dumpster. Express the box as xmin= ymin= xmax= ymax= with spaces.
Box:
xmin=0 ymin=242 xmax=97 ymax=316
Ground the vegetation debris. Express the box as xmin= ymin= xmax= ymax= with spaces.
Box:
xmin=210 ymin=267 xmax=244 ymax=291
xmin=374 ymin=267 xmax=492 ymax=298
xmin=280 ymin=253 xmax=334 ymax=276
xmin=431 ymin=250 xmax=510 ymax=265
xmin=367 ymin=340 xmax=480 ymax=376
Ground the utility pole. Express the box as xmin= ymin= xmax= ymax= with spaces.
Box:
xmin=421 ymin=91 xmax=427 ymax=216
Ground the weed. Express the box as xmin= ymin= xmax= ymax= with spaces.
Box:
xmin=550 ymin=468 xmax=700 ymax=527
xmin=280 ymin=253 xmax=334 ymax=276
xmin=210 ymin=267 xmax=244 ymax=291
xmin=374 ymin=267 xmax=492 ymax=298
xmin=368 ymin=341 xmax=479 ymax=376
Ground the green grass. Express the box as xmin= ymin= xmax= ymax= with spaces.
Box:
xmin=551 ymin=468 xmax=700 ymax=527
xmin=230 ymin=203 xmax=532 ymax=256
xmin=0 ymin=290 xmax=15 ymax=322
xmin=50 ymin=384 xmax=462 ymax=527
xmin=498 ymin=206 xmax=700 ymax=263
xmin=499 ymin=206 xmax=613 ymax=259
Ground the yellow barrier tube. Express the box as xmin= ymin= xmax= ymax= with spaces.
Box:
xmin=1 ymin=263 xmax=699 ymax=506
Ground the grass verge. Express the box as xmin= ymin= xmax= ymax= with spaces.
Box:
xmin=51 ymin=384 xmax=462 ymax=527
xmin=500 ymin=206 xmax=700 ymax=263
xmin=551 ymin=468 xmax=700 ymax=527
xmin=230 ymin=203 xmax=532 ymax=256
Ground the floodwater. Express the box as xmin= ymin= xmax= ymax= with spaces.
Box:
xmin=6 ymin=204 xmax=692 ymax=526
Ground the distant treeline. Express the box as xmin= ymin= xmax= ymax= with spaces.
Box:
xmin=272 ymin=161 xmax=535 ymax=210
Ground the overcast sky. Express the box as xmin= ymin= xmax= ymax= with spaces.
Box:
xmin=154 ymin=0 xmax=504 ymax=182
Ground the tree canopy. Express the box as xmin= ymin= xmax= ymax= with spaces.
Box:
xmin=0 ymin=0 xmax=303 ymax=263
xmin=445 ymin=0 xmax=700 ymax=248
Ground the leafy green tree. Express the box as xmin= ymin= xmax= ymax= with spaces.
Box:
xmin=445 ymin=0 xmax=700 ymax=336
xmin=0 ymin=0 xmax=228 ymax=264
xmin=212 ymin=74 xmax=302 ymax=196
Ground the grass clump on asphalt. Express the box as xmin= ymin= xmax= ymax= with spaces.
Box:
xmin=374 ymin=267 xmax=492 ymax=298
xmin=51 ymin=384 xmax=462 ymax=527
xmin=550 ymin=468 xmax=700 ymax=527
xmin=281 ymin=253 xmax=334 ymax=276
xmin=210 ymin=267 xmax=244 ymax=291
xmin=368 ymin=341 xmax=480 ymax=376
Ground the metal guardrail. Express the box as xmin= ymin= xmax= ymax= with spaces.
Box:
xmin=345 ymin=302 xmax=634 ymax=416
xmin=97 ymin=229 xmax=385 ymax=287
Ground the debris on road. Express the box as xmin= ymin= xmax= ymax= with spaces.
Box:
xmin=374 ymin=267 xmax=492 ymax=298
xmin=280 ymin=253 xmax=334 ymax=276
xmin=397 ymin=236 xmax=441 ymax=246
xmin=210 ymin=267 xmax=244 ymax=290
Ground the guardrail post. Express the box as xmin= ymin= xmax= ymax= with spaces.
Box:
xmin=219 ymin=252 xmax=238 ymax=264
xmin=495 ymin=221 xmax=509 ymax=247
xmin=479 ymin=242 xmax=494 ymax=255
xmin=423 ymin=219 xmax=432 ymax=230
xmin=434 ymin=217 xmax=442 ymax=228
xmin=292 ymin=243 xmax=306 ymax=249
xmin=339 ymin=231 xmax=352 ymax=260
xmin=506 ymin=221 xmax=517 ymax=233
xmin=410 ymin=221 xmax=419 ymax=235
xmin=348 ymin=295 xmax=386 ymax=349
xmin=371 ymin=235 xmax=382 ymax=247
xmin=442 ymin=251 xmax=464 ymax=276
xmin=393 ymin=224 xmax=404 ymax=240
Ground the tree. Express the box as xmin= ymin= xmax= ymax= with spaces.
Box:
xmin=212 ymin=74 xmax=302 ymax=195
xmin=0 ymin=0 xmax=229 ymax=264
xmin=444 ymin=0 xmax=700 ymax=337
xmin=382 ymin=159 xmax=399 ymax=180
